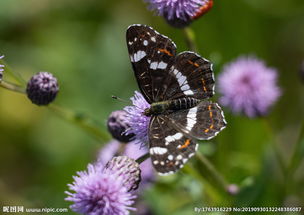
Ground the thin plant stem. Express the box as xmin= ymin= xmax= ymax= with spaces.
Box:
xmin=195 ymin=151 xmax=230 ymax=194
xmin=48 ymin=104 xmax=110 ymax=143
xmin=0 ymin=80 xmax=26 ymax=94
xmin=287 ymin=122 xmax=304 ymax=180
xmin=183 ymin=27 xmax=198 ymax=52
xmin=0 ymin=59 xmax=26 ymax=86
xmin=136 ymin=152 xmax=150 ymax=164
xmin=0 ymin=64 xmax=110 ymax=143
xmin=262 ymin=118 xmax=287 ymax=176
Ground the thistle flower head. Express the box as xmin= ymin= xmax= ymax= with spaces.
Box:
xmin=124 ymin=91 xmax=151 ymax=146
xmin=65 ymin=164 xmax=136 ymax=215
xmin=218 ymin=56 xmax=281 ymax=117
xmin=107 ymin=110 xmax=135 ymax=143
xmin=104 ymin=156 xmax=141 ymax=191
xmin=145 ymin=0 xmax=213 ymax=27
xmin=0 ymin=55 xmax=4 ymax=81
xmin=26 ymin=72 xmax=59 ymax=106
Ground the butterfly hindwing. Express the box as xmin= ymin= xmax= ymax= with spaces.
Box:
xmin=149 ymin=115 xmax=198 ymax=175
xmin=126 ymin=24 xmax=177 ymax=103
xmin=164 ymin=51 xmax=215 ymax=100
xmin=168 ymin=100 xmax=226 ymax=140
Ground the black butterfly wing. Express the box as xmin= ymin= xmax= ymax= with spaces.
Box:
xmin=149 ymin=115 xmax=198 ymax=175
xmin=162 ymin=51 xmax=215 ymax=100
xmin=168 ymin=100 xmax=226 ymax=140
xmin=126 ymin=24 xmax=177 ymax=103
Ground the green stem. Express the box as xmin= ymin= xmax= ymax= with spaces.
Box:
xmin=0 ymin=64 xmax=110 ymax=144
xmin=135 ymin=152 xmax=150 ymax=164
xmin=0 ymin=80 xmax=26 ymax=94
xmin=183 ymin=27 xmax=198 ymax=52
xmin=287 ymin=122 xmax=304 ymax=179
xmin=262 ymin=119 xmax=287 ymax=176
xmin=0 ymin=59 xmax=26 ymax=86
xmin=48 ymin=104 xmax=110 ymax=143
xmin=195 ymin=151 xmax=231 ymax=194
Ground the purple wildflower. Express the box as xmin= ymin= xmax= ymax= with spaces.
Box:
xmin=218 ymin=56 xmax=281 ymax=117
xmin=0 ymin=55 xmax=4 ymax=81
xmin=65 ymin=163 xmax=136 ymax=215
xmin=226 ymin=184 xmax=239 ymax=196
xmin=124 ymin=91 xmax=151 ymax=146
xmin=107 ymin=110 xmax=135 ymax=143
xmin=145 ymin=0 xmax=213 ymax=27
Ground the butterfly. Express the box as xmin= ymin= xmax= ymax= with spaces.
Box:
xmin=126 ymin=24 xmax=226 ymax=175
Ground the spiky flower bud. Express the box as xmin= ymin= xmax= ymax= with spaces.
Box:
xmin=26 ymin=72 xmax=59 ymax=106
xmin=105 ymin=156 xmax=141 ymax=191
xmin=107 ymin=110 xmax=135 ymax=143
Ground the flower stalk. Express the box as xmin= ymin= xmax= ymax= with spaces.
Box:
xmin=0 ymin=80 xmax=26 ymax=94
xmin=183 ymin=27 xmax=198 ymax=52
xmin=135 ymin=152 xmax=150 ymax=164
xmin=48 ymin=104 xmax=110 ymax=142
xmin=195 ymin=151 xmax=232 ymax=194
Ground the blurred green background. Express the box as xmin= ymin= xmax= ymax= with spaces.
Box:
xmin=0 ymin=0 xmax=304 ymax=214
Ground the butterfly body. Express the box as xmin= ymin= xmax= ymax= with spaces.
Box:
xmin=126 ymin=24 xmax=226 ymax=175
xmin=144 ymin=97 xmax=201 ymax=116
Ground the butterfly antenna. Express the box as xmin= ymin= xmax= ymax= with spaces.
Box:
xmin=112 ymin=95 xmax=131 ymax=104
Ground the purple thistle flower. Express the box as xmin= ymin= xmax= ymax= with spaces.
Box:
xmin=218 ymin=56 xmax=281 ymax=117
xmin=124 ymin=91 xmax=151 ymax=146
xmin=145 ymin=0 xmax=213 ymax=27
xmin=65 ymin=163 xmax=136 ymax=215
xmin=0 ymin=55 xmax=4 ymax=81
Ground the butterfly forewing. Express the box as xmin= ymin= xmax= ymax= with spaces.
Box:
xmin=164 ymin=51 xmax=215 ymax=100
xmin=126 ymin=24 xmax=177 ymax=103
xmin=149 ymin=115 xmax=198 ymax=175
xmin=168 ymin=101 xmax=226 ymax=140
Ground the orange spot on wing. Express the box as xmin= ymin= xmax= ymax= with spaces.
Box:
xmin=178 ymin=139 xmax=191 ymax=149
xmin=188 ymin=60 xmax=199 ymax=67
xmin=202 ymin=79 xmax=207 ymax=92
xmin=158 ymin=48 xmax=173 ymax=56
xmin=204 ymin=105 xmax=214 ymax=133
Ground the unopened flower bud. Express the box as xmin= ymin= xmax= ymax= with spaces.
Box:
xmin=107 ymin=110 xmax=135 ymax=143
xmin=105 ymin=156 xmax=141 ymax=191
xmin=26 ymin=72 xmax=59 ymax=105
